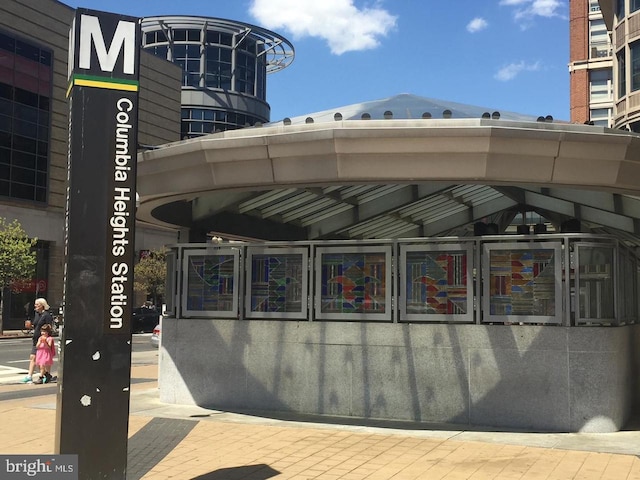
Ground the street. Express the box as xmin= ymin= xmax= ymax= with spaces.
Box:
xmin=0 ymin=334 xmax=158 ymax=386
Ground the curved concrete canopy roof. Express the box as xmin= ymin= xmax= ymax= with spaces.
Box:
xmin=137 ymin=117 xmax=640 ymax=245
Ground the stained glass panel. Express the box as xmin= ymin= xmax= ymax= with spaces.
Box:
xmin=405 ymin=250 xmax=468 ymax=315
xmin=488 ymin=248 xmax=556 ymax=317
xmin=319 ymin=251 xmax=387 ymax=315
xmin=186 ymin=253 xmax=236 ymax=313
xmin=249 ymin=253 xmax=304 ymax=314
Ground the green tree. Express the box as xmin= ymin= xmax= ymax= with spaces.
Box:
xmin=134 ymin=249 xmax=166 ymax=307
xmin=0 ymin=218 xmax=37 ymax=333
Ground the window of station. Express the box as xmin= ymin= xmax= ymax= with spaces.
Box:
xmin=0 ymin=30 xmax=51 ymax=203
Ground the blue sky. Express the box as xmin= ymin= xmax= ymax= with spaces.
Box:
xmin=61 ymin=0 xmax=569 ymax=122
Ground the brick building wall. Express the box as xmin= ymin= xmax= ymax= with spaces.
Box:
xmin=570 ymin=0 xmax=591 ymax=124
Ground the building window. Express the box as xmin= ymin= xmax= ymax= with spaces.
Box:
xmin=205 ymin=45 xmax=232 ymax=89
xmin=589 ymin=18 xmax=610 ymax=58
xmin=180 ymin=107 xmax=260 ymax=139
xmin=0 ymin=30 xmax=51 ymax=203
xmin=173 ymin=44 xmax=201 ymax=87
xmin=236 ymin=51 xmax=256 ymax=95
xmin=590 ymin=107 xmax=612 ymax=127
xmin=144 ymin=30 xmax=167 ymax=44
xmin=618 ymin=0 xmax=626 ymax=19
xmin=173 ymin=29 xmax=200 ymax=42
xmin=632 ymin=40 xmax=640 ymax=91
xmin=590 ymin=69 xmax=613 ymax=102
xmin=618 ymin=51 xmax=627 ymax=97
xmin=632 ymin=0 xmax=640 ymax=13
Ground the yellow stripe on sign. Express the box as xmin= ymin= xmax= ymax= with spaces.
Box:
xmin=74 ymin=78 xmax=139 ymax=92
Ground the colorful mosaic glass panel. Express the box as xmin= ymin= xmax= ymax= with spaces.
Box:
xmin=186 ymin=254 xmax=235 ymax=311
xmin=406 ymin=251 xmax=468 ymax=315
xmin=250 ymin=254 xmax=303 ymax=313
xmin=320 ymin=252 xmax=386 ymax=314
xmin=489 ymin=249 xmax=555 ymax=316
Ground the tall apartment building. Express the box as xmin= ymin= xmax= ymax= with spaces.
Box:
xmin=569 ymin=0 xmax=614 ymax=127
xmin=574 ymin=0 xmax=640 ymax=131
xmin=598 ymin=0 xmax=640 ymax=130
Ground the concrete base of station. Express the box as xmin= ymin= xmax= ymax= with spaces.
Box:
xmin=157 ymin=319 xmax=640 ymax=433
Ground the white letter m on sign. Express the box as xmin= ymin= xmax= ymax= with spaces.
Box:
xmin=79 ymin=14 xmax=135 ymax=74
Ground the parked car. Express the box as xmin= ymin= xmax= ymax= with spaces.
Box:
xmin=150 ymin=323 xmax=161 ymax=347
xmin=131 ymin=307 xmax=160 ymax=333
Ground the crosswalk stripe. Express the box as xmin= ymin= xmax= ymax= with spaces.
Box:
xmin=0 ymin=365 xmax=29 ymax=384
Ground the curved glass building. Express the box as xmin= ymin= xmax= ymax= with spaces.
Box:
xmin=140 ymin=16 xmax=294 ymax=138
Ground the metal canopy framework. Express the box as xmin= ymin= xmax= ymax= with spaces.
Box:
xmin=177 ymin=184 xmax=640 ymax=247
xmin=140 ymin=16 xmax=295 ymax=73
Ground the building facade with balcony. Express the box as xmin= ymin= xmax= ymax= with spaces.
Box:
xmin=570 ymin=0 xmax=614 ymax=126
xmin=599 ymin=0 xmax=640 ymax=130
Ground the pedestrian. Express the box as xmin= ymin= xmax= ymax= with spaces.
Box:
xmin=21 ymin=297 xmax=53 ymax=384
xmin=33 ymin=323 xmax=55 ymax=384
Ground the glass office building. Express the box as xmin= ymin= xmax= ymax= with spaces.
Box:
xmin=140 ymin=16 xmax=294 ymax=139
xmin=0 ymin=30 xmax=52 ymax=203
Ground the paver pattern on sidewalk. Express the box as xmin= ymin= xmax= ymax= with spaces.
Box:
xmin=1 ymin=338 xmax=640 ymax=479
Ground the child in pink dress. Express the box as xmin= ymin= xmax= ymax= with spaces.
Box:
xmin=35 ymin=323 xmax=55 ymax=384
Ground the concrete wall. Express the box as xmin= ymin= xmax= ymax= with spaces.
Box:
xmin=158 ymin=319 xmax=639 ymax=433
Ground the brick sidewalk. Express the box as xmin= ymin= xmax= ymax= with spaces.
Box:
xmin=2 ymin=365 xmax=640 ymax=479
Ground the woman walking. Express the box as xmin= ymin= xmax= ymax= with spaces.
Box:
xmin=21 ymin=297 xmax=53 ymax=384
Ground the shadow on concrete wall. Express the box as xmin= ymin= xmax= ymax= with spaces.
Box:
xmin=162 ymin=318 xmax=639 ymax=433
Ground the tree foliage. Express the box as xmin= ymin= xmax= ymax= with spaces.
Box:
xmin=134 ymin=249 xmax=166 ymax=306
xmin=0 ymin=217 xmax=37 ymax=332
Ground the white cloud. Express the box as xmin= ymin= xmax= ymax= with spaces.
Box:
xmin=249 ymin=0 xmax=397 ymax=55
xmin=494 ymin=61 xmax=541 ymax=81
xmin=499 ymin=0 xmax=565 ymax=24
xmin=467 ymin=17 xmax=488 ymax=33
